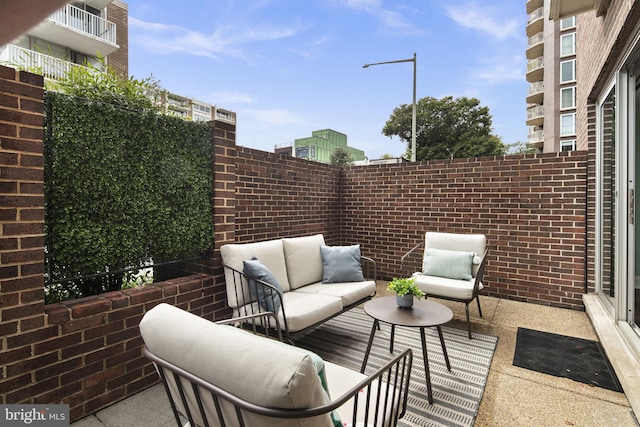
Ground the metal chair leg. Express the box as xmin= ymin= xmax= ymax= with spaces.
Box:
xmin=476 ymin=296 xmax=483 ymax=317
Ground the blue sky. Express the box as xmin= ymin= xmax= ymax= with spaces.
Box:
xmin=126 ymin=0 xmax=528 ymax=159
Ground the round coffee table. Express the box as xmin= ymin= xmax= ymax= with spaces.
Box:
xmin=361 ymin=296 xmax=453 ymax=404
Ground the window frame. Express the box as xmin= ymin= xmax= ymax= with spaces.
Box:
xmin=560 ymin=112 xmax=577 ymax=136
xmin=560 ymin=59 xmax=576 ymax=83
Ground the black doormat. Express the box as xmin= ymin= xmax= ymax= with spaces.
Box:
xmin=513 ymin=327 xmax=623 ymax=392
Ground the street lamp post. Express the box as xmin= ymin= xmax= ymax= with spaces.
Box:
xmin=363 ymin=52 xmax=417 ymax=162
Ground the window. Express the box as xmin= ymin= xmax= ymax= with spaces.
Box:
xmin=561 ymin=86 xmax=576 ymax=109
xmin=560 ymin=16 xmax=576 ymax=30
xmin=561 ymin=60 xmax=576 ymax=83
xmin=561 ymin=140 xmax=576 ymax=152
xmin=560 ymin=113 xmax=576 ymax=136
xmin=561 ymin=33 xmax=576 ymax=57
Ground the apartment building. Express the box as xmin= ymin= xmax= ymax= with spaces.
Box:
xmin=275 ymin=129 xmax=366 ymax=164
xmin=526 ymin=0 xmax=577 ymax=153
xmin=0 ymin=1 xmax=127 ymax=79
xmin=0 ymin=0 xmax=235 ymax=124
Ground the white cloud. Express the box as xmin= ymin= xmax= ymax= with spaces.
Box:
xmin=473 ymin=55 xmax=525 ymax=84
xmin=443 ymin=2 xmax=520 ymax=40
xmin=335 ymin=0 xmax=422 ymax=34
xmin=129 ymin=16 xmax=304 ymax=60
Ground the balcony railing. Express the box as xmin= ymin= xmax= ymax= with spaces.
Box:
xmin=528 ymin=129 xmax=544 ymax=143
xmin=0 ymin=44 xmax=93 ymax=81
xmin=527 ymin=7 xmax=544 ymax=37
xmin=526 ymin=105 xmax=544 ymax=126
xmin=526 ymin=56 xmax=544 ymax=82
xmin=49 ymin=4 xmax=116 ymax=45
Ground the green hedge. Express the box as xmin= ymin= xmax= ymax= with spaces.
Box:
xmin=44 ymin=92 xmax=214 ymax=299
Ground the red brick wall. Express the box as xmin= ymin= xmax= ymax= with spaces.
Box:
xmin=341 ymin=153 xmax=588 ymax=309
xmin=233 ymin=147 xmax=343 ymax=244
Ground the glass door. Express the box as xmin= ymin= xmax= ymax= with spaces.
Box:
xmin=631 ymin=62 xmax=640 ymax=328
xmin=600 ymin=87 xmax=616 ymax=304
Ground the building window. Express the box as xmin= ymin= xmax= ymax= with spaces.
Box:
xmin=561 ymin=86 xmax=576 ymax=109
xmin=560 ymin=33 xmax=576 ymax=57
xmin=560 ymin=59 xmax=576 ymax=83
xmin=560 ymin=16 xmax=576 ymax=30
xmin=560 ymin=113 xmax=576 ymax=136
xmin=561 ymin=140 xmax=576 ymax=151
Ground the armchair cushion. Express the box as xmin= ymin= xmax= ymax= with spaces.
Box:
xmin=243 ymin=257 xmax=283 ymax=313
xmin=423 ymin=248 xmax=474 ymax=280
xmin=413 ymin=272 xmax=483 ymax=300
xmin=320 ymin=245 xmax=364 ymax=283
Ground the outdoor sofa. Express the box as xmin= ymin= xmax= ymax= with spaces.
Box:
xmin=140 ymin=303 xmax=413 ymax=426
xmin=220 ymin=233 xmax=376 ymax=341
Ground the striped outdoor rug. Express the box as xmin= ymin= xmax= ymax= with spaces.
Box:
xmin=295 ymin=308 xmax=498 ymax=427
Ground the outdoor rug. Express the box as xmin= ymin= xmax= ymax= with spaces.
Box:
xmin=513 ymin=327 xmax=623 ymax=392
xmin=295 ymin=308 xmax=499 ymax=427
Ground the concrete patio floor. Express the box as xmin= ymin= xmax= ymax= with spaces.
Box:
xmin=71 ymin=283 xmax=638 ymax=427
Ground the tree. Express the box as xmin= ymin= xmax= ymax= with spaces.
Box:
xmin=330 ymin=147 xmax=354 ymax=166
xmin=382 ymin=96 xmax=506 ymax=161
xmin=505 ymin=141 xmax=537 ymax=155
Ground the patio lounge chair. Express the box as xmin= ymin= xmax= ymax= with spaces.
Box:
xmin=140 ymin=303 xmax=413 ymax=427
xmin=401 ymin=232 xmax=488 ymax=338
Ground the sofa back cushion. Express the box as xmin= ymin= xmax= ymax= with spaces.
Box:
xmin=140 ymin=303 xmax=331 ymax=427
xmin=283 ymin=234 xmax=325 ymax=289
xmin=424 ymin=232 xmax=486 ymax=278
xmin=221 ymin=239 xmax=290 ymax=308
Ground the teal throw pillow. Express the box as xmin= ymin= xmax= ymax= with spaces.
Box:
xmin=423 ymin=248 xmax=474 ymax=280
xmin=320 ymin=244 xmax=364 ymax=283
xmin=243 ymin=257 xmax=283 ymax=313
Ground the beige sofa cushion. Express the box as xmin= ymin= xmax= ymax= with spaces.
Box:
xmin=140 ymin=303 xmax=332 ymax=427
xmin=221 ymin=239 xmax=290 ymax=308
xmin=279 ymin=292 xmax=343 ymax=332
xmin=282 ymin=234 xmax=325 ymax=289
xmin=294 ymin=281 xmax=376 ymax=307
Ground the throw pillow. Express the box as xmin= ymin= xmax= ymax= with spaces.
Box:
xmin=423 ymin=248 xmax=474 ymax=280
xmin=320 ymin=244 xmax=364 ymax=283
xmin=243 ymin=257 xmax=283 ymax=313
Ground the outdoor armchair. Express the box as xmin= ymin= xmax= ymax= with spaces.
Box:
xmin=401 ymin=232 xmax=488 ymax=338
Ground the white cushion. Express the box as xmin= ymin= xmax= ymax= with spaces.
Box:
xmin=412 ymin=272 xmax=483 ymax=300
xmin=295 ymin=281 xmax=376 ymax=306
xmin=139 ymin=303 xmax=332 ymax=427
xmin=279 ymin=292 xmax=343 ymax=332
xmin=283 ymin=234 xmax=325 ymax=289
xmin=221 ymin=239 xmax=290 ymax=308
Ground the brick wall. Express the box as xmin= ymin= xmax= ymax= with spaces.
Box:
xmin=341 ymin=153 xmax=588 ymax=309
xmin=233 ymin=147 xmax=342 ymax=244
xmin=106 ymin=1 xmax=128 ymax=79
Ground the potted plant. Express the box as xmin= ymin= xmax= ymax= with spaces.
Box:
xmin=387 ymin=277 xmax=425 ymax=309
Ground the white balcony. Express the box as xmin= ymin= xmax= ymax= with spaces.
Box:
xmin=528 ymin=129 xmax=544 ymax=144
xmin=526 ymin=105 xmax=544 ymax=126
xmin=526 ymin=57 xmax=544 ymax=82
xmin=527 ymin=7 xmax=544 ymax=37
xmin=29 ymin=3 xmax=119 ymax=57
xmin=526 ymin=0 xmax=544 ymax=14
xmin=0 ymin=44 xmax=95 ymax=81
xmin=526 ymin=82 xmax=544 ymax=104
xmin=527 ymin=33 xmax=544 ymax=59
